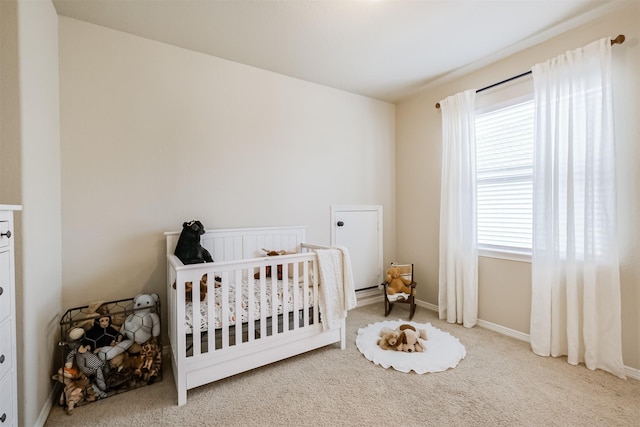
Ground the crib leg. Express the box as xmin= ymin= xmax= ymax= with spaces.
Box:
xmin=178 ymin=387 xmax=187 ymax=406
xmin=340 ymin=318 xmax=346 ymax=350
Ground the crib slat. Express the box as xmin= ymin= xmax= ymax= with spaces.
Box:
xmin=270 ymin=270 xmax=277 ymax=335
xmin=260 ymin=271 xmax=267 ymax=339
xmin=192 ymin=280 xmax=202 ymax=357
xmin=292 ymin=261 xmax=300 ymax=330
xmin=207 ymin=273 xmax=215 ymax=353
xmin=282 ymin=260 xmax=289 ymax=334
xmin=235 ymin=269 xmax=242 ymax=345
xmin=312 ymin=259 xmax=319 ymax=324
xmin=221 ymin=271 xmax=229 ymax=349
xmin=248 ymin=268 xmax=255 ymax=342
xmin=303 ymin=261 xmax=310 ymax=327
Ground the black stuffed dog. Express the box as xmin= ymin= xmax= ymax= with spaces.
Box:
xmin=174 ymin=220 xmax=214 ymax=265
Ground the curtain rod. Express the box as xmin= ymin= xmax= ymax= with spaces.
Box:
xmin=435 ymin=34 xmax=625 ymax=109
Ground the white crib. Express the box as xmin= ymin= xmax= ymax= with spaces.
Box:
xmin=165 ymin=225 xmax=347 ymax=405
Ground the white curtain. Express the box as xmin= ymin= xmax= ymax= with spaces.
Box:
xmin=438 ymin=89 xmax=478 ymax=328
xmin=530 ymin=37 xmax=626 ymax=378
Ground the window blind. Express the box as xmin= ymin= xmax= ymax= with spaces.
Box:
xmin=476 ymin=100 xmax=534 ymax=253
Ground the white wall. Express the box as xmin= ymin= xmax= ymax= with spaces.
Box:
xmin=58 ymin=17 xmax=396 ymax=308
xmin=0 ymin=0 xmax=63 ymax=425
xmin=396 ymin=2 xmax=639 ymax=370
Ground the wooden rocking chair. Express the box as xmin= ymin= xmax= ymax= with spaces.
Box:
xmin=382 ymin=263 xmax=417 ymax=320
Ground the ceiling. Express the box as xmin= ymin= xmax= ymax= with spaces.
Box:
xmin=52 ymin=0 xmax=616 ymax=103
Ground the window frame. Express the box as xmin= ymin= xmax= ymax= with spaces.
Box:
xmin=475 ymin=77 xmax=534 ymax=263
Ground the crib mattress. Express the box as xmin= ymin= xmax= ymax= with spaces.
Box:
xmin=184 ymin=279 xmax=314 ymax=333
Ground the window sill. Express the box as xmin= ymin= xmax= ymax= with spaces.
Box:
xmin=478 ymin=248 xmax=531 ymax=263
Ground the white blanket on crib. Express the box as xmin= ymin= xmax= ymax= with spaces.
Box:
xmin=315 ymin=246 xmax=357 ymax=330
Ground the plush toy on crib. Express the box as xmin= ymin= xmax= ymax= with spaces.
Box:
xmin=254 ymin=248 xmax=290 ymax=280
xmin=174 ymin=220 xmax=214 ymax=265
xmin=172 ymin=273 xmax=210 ymax=302
xmin=186 ymin=274 xmax=209 ymax=301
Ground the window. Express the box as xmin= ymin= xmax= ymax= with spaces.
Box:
xmin=475 ymin=98 xmax=534 ymax=258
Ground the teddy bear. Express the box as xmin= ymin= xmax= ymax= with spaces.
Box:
xmin=376 ymin=327 xmax=401 ymax=351
xmin=174 ymin=220 xmax=214 ymax=265
xmin=385 ymin=266 xmax=413 ymax=295
xmin=121 ymin=293 xmax=161 ymax=345
xmin=397 ymin=324 xmax=428 ymax=353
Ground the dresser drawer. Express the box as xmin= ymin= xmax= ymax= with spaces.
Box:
xmin=0 ymin=252 xmax=10 ymax=323
xmin=0 ymin=369 xmax=15 ymax=426
xmin=0 ymin=319 xmax=13 ymax=382
xmin=0 ymin=222 xmax=8 ymax=249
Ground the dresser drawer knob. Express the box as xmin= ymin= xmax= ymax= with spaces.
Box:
xmin=0 ymin=287 xmax=3 ymax=296
xmin=0 ymin=230 xmax=10 ymax=239
xmin=0 ymin=355 xmax=4 ymax=364
xmin=0 ymin=412 xmax=6 ymax=423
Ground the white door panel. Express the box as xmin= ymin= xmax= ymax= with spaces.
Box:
xmin=331 ymin=206 xmax=382 ymax=291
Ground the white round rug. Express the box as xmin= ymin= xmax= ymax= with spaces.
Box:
xmin=356 ymin=320 xmax=466 ymax=374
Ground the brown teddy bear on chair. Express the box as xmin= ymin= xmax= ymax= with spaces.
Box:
xmin=386 ymin=266 xmax=412 ymax=295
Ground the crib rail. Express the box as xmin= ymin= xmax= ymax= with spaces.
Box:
xmin=169 ymin=253 xmax=320 ymax=360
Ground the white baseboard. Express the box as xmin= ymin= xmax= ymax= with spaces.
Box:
xmin=355 ymin=287 xmax=383 ymax=307
xmin=416 ymin=299 xmax=438 ymax=313
xmin=476 ymin=318 xmax=531 ymax=342
xmin=35 ymin=385 xmax=59 ymax=427
xmin=625 ymin=366 xmax=640 ymax=380
xmin=416 ymin=299 xmax=639 ymax=378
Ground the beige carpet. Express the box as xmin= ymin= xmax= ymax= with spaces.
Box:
xmin=45 ymin=304 xmax=640 ymax=426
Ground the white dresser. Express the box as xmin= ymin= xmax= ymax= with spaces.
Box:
xmin=0 ymin=206 xmax=20 ymax=427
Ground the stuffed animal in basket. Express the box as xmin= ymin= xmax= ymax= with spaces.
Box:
xmin=121 ymin=293 xmax=161 ymax=345
xmin=75 ymin=343 xmax=108 ymax=391
xmin=83 ymin=315 xmax=123 ymax=349
xmin=52 ymin=367 xmax=98 ymax=415
xmin=75 ymin=316 xmax=133 ymax=363
xmin=397 ymin=324 xmax=428 ymax=353
xmin=377 ymin=327 xmax=401 ymax=351
xmin=63 ymin=327 xmax=108 ymax=392
xmin=385 ymin=266 xmax=412 ymax=295
xmin=174 ymin=220 xmax=214 ymax=265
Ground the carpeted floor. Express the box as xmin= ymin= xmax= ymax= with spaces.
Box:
xmin=45 ymin=303 xmax=640 ymax=426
